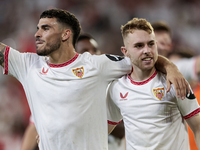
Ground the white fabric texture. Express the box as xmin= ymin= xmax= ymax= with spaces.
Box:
xmin=107 ymin=70 xmax=200 ymax=150
xmin=4 ymin=47 xmax=132 ymax=150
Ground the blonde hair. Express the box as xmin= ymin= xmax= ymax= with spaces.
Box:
xmin=121 ymin=18 xmax=153 ymax=39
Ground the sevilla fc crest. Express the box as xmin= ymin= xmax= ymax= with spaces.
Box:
xmin=72 ymin=67 xmax=84 ymax=78
xmin=153 ymin=87 xmax=165 ymax=100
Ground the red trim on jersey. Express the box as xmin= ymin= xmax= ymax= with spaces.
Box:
xmin=128 ymin=70 xmax=157 ymax=85
xmin=184 ymin=108 xmax=200 ymax=120
xmin=29 ymin=121 xmax=35 ymax=125
xmin=107 ymin=120 xmax=122 ymax=125
xmin=4 ymin=46 xmax=10 ymax=75
xmin=48 ymin=53 xmax=79 ymax=68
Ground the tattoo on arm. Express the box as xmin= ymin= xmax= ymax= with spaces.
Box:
xmin=0 ymin=43 xmax=7 ymax=67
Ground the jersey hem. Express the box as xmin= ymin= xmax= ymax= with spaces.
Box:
xmin=184 ymin=107 xmax=200 ymax=119
xmin=107 ymin=120 xmax=122 ymax=125
xmin=29 ymin=121 xmax=35 ymax=125
xmin=4 ymin=46 xmax=10 ymax=75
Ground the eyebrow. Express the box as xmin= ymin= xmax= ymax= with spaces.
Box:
xmin=134 ymin=42 xmax=143 ymax=45
xmin=133 ymin=40 xmax=155 ymax=46
xmin=149 ymin=40 xmax=155 ymax=43
xmin=37 ymin=24 xmax=51 ymax=30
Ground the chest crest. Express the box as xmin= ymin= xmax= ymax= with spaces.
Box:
xmin=72 ymin=66 xmax=84 ymax=78
xmin=153 ymin=87 xmax=165 ymax=100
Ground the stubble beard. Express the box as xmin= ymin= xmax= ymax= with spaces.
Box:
xmin=37 ymin=38 xmax=62 ymax=56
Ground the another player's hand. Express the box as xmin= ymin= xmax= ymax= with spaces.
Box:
xmin=166 ymin=65 xmax=190 ymax=100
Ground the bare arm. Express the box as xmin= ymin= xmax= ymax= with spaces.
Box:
xmin=21 ymin=123 xmax=38 ymax=150
xmin=110 ymin=121 xmax=125 ymax=139
xmin=0 ymin=43 xmax=7 ymax=67
xmin=155 ymin=55 xmax=190 ymax=99
xmin=108 ymin=124 xmax=117 ymax=134
xmin=186 ymin=112 xmax=200 ymax=150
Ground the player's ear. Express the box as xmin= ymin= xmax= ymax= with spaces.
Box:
xmin=62 ymin=29 xmax=71 ymax=41
xmin=121 ymin=46 xmax=128 ymax=57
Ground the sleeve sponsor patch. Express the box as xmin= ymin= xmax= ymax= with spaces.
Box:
xmin=106 ymin=54 xmax=124 ymax=61
xmin=186 ymin=90 xmax=196 ymax=100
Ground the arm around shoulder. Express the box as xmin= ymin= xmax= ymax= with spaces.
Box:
xmin=156 ymin=55 xmax=190 ymax=99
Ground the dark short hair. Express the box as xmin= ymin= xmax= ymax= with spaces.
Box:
xmin=76 ymin=33 xmax=98 ymax=52
xmin=151 ymin=21 xmax=171 ymax=36
xmin=77 ymin=33 xmax=95 ymax=42
xmin=40 ymin=8 xmax=81 ymax=48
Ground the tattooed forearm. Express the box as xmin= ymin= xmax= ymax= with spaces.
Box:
xmin=0 ymin=43 xmax=7 ymax=67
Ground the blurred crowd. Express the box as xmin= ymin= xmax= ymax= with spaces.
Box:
xmin=0 ymin=0 xmax=200 ymax=149
xmin=1 ymin=0 xmax=200 ymax=55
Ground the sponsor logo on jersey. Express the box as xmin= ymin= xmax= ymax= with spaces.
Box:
xmin=106 ymin=54 xmax=124 ymax=61
xmin=120 ymin=92 xmax=129 ymax=101
xmin=186 ymin=90 xmax=196 ymax=100
xmin=40 ymin=67 xmax=49 ymax=75
xmin=72 ymin=67 xmax=84 ymax=78
xmin=153 ymin=87 xmax=165 ymax=100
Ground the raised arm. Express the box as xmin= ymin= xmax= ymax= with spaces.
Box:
xmin=0 ymin=43 xmax=7 ymax=67
xmin=155 ymin=55 xmax=190 ymax=100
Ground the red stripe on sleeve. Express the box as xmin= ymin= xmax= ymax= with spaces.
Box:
xmin=184 ymin=108 xmax=200 ymax=120
xmin=4 ymin=46 xmax=10 ymax=75
xmin=107 ymin=120 xmax=122 ymax=125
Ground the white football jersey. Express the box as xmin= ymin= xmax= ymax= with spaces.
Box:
xmin=107 ymin=70 xmax=200 ymax=150
xmin=172 ymin=57 xmax=198 ymax=82
xmin=3 ymin=47 xmax=132 ymax=150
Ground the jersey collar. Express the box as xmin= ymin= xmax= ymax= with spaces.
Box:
xmin=48 ymin=53 xmax=79 ymax=68
xmin=127 ymin=70 xmax=157 ymax=85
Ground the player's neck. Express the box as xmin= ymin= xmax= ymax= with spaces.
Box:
xmin=130 ymin=67 xmax=156 ymax=82
xmin=48 ymin=44 xmax=76 ymax=64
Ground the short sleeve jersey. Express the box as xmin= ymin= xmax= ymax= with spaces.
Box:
xmin=4 ymin=47 xmax=132 ymax=150
xmin=107 ymin=70 xmax=200 ymax=150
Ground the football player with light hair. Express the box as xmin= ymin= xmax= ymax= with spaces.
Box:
xmin=107 ymin=18 xmax=200 ymax=150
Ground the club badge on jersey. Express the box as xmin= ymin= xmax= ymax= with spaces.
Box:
xmin=106 ymin=54 xmax=124 ymax=61
xmin=153 ymin=87 xmax=165 ymax=100
xmin=72 ymin=67 xmax=84 ymax=78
